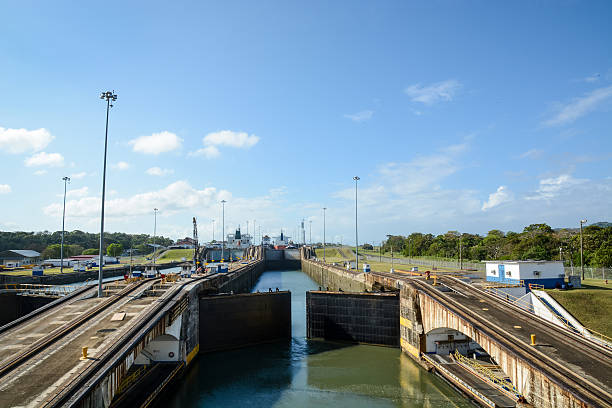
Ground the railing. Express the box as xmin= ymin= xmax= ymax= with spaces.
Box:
xmin=115 ymin=364 xmax=149 ymax=394
xmin=421 ymin=353 xmax=495 ymax=408
xmin=529 ymin=290 xmax=612 ymax=348
xmin=0 ymin=283 xmax=79 ymax=297
xmin=486 ymin=286 xmax=612 ymax=348
xmin=527 ymin=283 xmax=544 ymax=290
xmin=485 ymin=286 xmax=536 ymax=313
xmin=453 ymin=350 xmax=522 ymax=400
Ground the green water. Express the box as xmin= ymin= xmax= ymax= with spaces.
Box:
xmin=156 ymin=270 xmax=472 ymax=407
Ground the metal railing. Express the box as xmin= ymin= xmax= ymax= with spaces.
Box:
xmin=0 ymin=283 xmax=79 ymax=297
xmin=453 ymin=350 xmax=522 ymax=400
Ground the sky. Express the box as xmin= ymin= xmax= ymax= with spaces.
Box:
xmin=0 ymin=1 xmax=611 ymax=245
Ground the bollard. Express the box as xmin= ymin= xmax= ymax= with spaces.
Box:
xmin=530 ymin=334 xmax=536 ymax=346
xmin=433 ymin=276 xmax=438 ymax=286
xmin=80 ymin=346 xmax=88 ymax=360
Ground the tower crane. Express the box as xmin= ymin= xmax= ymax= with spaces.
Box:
xmin=193 ymin=217 xmax=199 ymax=272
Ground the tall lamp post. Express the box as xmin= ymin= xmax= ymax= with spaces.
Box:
xmin=60 ymin=176 xmax=70 ymax=273
xmin=580 ymin=219 xmax=587 ymax=280
xmin=98 ymin=90 xmax=117 ymax=298
xmin=353 ymin=176 xmax=360 ymax=270
xmin=153 ymin=208 xmax=158 ymax=265
xmin=212 ymin=219 xmax=215 ymax=242
xmin=323 ymin=207 xmax=327 ymax=263
xmin=221 ymin=200 xmax=227 ymax=261
xmin=309 ymin=220 xmax=312 ymax=245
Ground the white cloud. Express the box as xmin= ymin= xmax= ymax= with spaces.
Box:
xmin=70 ymin=172 xmax=87 ymax=179
xmin=527 ymin=174 xmax=587 ymax=201
xmin=128 ymin=131 xmax=183 ymax=155
xmin=203 ymin=130 xmax=259 ymax=149
xmin=24 ymin=151 xmax=64 ymax=167
xmin=67 ymin=186 xmax=89 ymax=198
xmin=0 ymin=127 xmax=54 ymax=154
xmin=113 ymin=161 xmax=130 ymax=170
xmin=543 ymin=85 xmax=612 ymax=126
xmin=34 ymin=170 xmax=47 ymax=176
xmin=404 ymin=80 xmax=462 ymax=105
xmin=189 ymin=145 xmax=220 ymax=159
xmin=584 ymin=73 xmax=600 ymax=83
xmin=344 ymin=110 xmax=374 ymax=122
xmin=0 ymin=184 xmax=11 ymax=194
xmin=146 ymin=167 xmax=174 ymax=176
xmin=482 ymin=186 xmax=512 ymax=211
xmin=520 ymin=149 xmax=543 ymax=159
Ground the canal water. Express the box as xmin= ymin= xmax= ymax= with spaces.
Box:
xmin=156 ymin=269 xmax=472 ymax=407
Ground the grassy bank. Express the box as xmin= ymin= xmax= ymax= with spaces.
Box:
xmin=546 ymin=279 xmax=611 ymax=339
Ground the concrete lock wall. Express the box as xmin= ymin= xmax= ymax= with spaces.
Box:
xmin=0 ymin=293 xmax=55 ymax=326
xmin=199 ymin=291 xmax=291 ymax=353
xmin=306 ymin=291 xmax=399 ymax=346
xmin=399 ymin=282 xmax=591 ymax=408
xmin=301 ymin=258 xmax=367 ymax=292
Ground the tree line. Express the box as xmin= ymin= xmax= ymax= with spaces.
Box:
xmin=0 ymin=230 xmax=174 ymax=258
xmin=376 ymin=223 xmax=612 ymax=268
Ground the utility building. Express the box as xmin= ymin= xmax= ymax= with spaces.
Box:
xmin=0 ymin=250 xmax=41 ymax=267
xmin=484 ymin=260 xmax=565 ymax=289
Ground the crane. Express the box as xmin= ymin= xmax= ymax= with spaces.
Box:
xmin=193 ymin=217 xmax=199 ymax=272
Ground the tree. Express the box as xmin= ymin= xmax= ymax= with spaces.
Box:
xmin=106 ymin=243 xmax=123 ymax=257
xmin=362 ymin=243 xmax=373 ymax=250
xmin=83 ymin=248 xmax=99 ymax=255
xmin=42 ymin=244 xmax=62 ymax=259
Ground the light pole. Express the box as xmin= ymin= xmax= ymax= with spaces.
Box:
xmin=60 ymin=176 xmax=70 ymax=274
xmin=353 ymin=176 xmax=360 ymax=270
xmin=309 ymin=220 xmax=312 ymax=245
xmin=323 ymin=207 xmax=327 ymax=263
xmin=153 ymin=208 xmax=158 ymax=265
xmin=98 ymin=90 xmax=117 ymax=298
xmin=580 ymin=219 xmax=587 ymax=280
xmin=212 ymin=219 xmax=215 ymax=243
xmin=221 ymin=200 xmax=226 ymax=261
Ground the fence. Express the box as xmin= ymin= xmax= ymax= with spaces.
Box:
xmin=361 ymin=252 xmax=612 ymax=280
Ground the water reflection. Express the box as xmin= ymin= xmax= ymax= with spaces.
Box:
xmin=155 ymin=270 xmax=471 ymax=408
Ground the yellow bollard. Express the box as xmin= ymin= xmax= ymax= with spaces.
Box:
xmin=80 ymin=346 xmax=88 ymax=360
xmin=530 ymin=334 xmax=536 ymax=346
xmin=433 ymin=276 xmax=438 ymax=286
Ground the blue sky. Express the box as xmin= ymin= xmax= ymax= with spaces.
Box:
xmin=1 ymin=1 xmax=611 ymax=244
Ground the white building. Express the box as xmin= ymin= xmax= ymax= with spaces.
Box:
xmin=484 ymin=260 xmax=565 ymax=289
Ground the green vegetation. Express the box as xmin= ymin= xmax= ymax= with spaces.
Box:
xmin=0 ymin=230 xmax=174 ymax=255
xmin=380 ymin=223 xmax=612 ymax=267
xmin=106 ymin=243 xmax=123 ymax=257
xmin=83 ymin=248 xmax=99 ymax=255
xmin=314 ymin=248 xmax=343 ymax=260
xmin=546 ymin=279 xmax=612 ymax=339
xmin=41 ymin=244 xmax=84 ymax=259
xmin=157 ymin=249 xmax=194 ymax=263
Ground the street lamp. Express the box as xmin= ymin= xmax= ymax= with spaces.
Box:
xmin=323 ymin=207 xmax=327 ymax=263
xmin=98 ymin=90 xmax=117 ymax=298
xmin=221 ymin=200 xmax=227 ymax=261
xmin=580 ymin=219 xmax=587 ymax=280
xmin=353 ymin=176 xmax=360 ymax=271
xmin=212 ymin=219 xmax=215 ymax=243
xmin=309 ymin=220 xmax=312 ymax=245
xmin=60 ymin=176 xmax=70 ymax=273
xmin=153 ymin=208 xmax=158 ymax=265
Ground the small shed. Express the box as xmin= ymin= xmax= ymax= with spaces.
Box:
xmin=0 ymin=250 xmax=41 ymax=267
xmin=484 ymin=260 xmax=565 ymax=289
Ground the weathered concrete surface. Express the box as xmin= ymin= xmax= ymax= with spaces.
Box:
xmin=301 ymin=258 xmax=367 ymax=292
xmin=307 ymin=291 xmax=399 ymax=346
xmin=0 ymin=292 xmax=55 ymax=326
xmin=199 ymin=291 xmax=291 ymax=353
xmin=400 ymin=280 xmax=612 ymax=408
